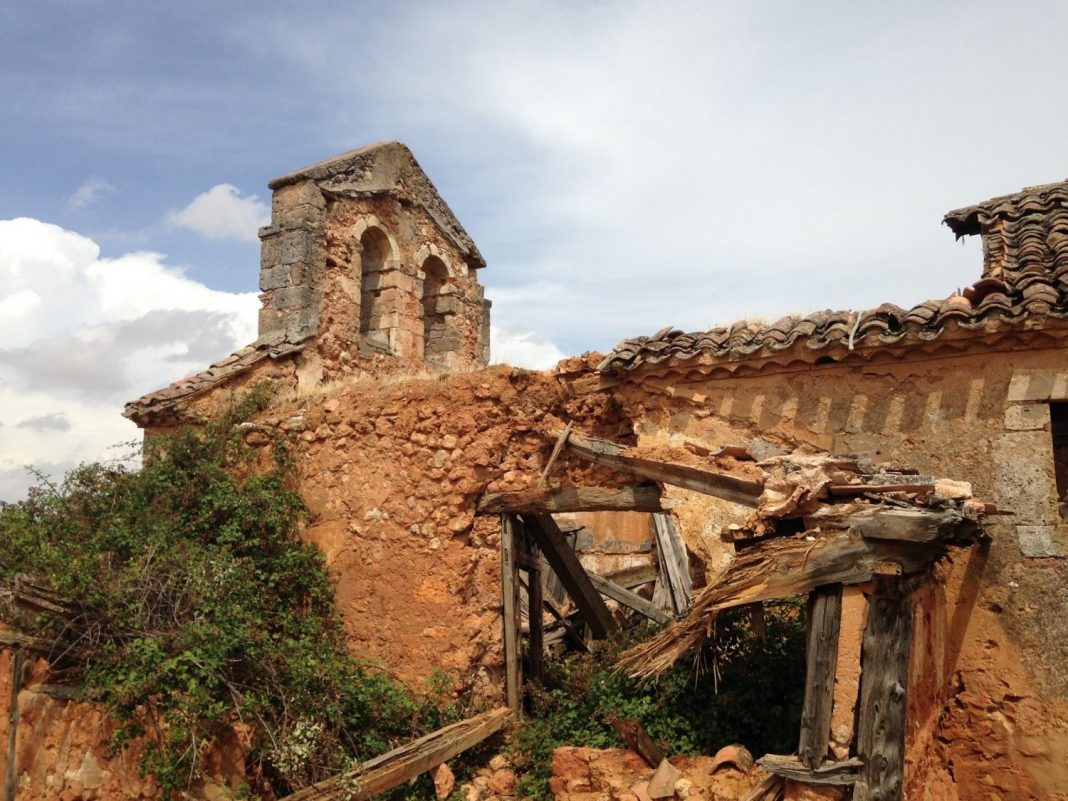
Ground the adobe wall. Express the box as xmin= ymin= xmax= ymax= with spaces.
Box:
xmin=614 ymin=345 xmax=1068 ymax=800
xmin=235 ymin=364 xmax=633 ymax=698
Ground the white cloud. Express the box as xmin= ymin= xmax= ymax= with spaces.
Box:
xmin=169 ymin=183 xmax=269 ymax=242
xmin=66 ymin=177 xmax=114 ymax=211
xmin=490 ymin=325 xmax=566 ymax=370
xmin=0 ymin=218 xmax=259 ymax=502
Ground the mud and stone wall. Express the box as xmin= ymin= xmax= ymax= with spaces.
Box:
xmin=613 ymin=346 xmax=1068 ymax=800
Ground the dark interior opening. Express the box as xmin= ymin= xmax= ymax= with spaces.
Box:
xmin=1051 ymin=402 xmax=1068 ymax=520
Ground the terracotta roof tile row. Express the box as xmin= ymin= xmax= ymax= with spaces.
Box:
xmin=599 ymin=264 xmax=1068 ymax=374
xmin=601 ymin=181 xmax=1068 ymax=375
xmin=944 ymin=179 xmax=1068 ymax=280
xmin=124 ymin=341 xmax=303 ymax=420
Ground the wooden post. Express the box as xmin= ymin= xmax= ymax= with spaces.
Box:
xmin=521 ymin=514 xmax=617 ymax=639
xmin=500 ymin=515 xmax=522 ymax=715
xmin=798 ymin=584 xmax=843 ymax=769
xmin=527 ymin=551 xmax=544 ymax=686
xmin=853 ymin=578 xmax=913 ymax=801
xmin=653 ymin=514 xmax=692 ymax=615
xmin=6 ymin=650 xmax=24 ymax=801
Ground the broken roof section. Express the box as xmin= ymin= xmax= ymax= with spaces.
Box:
xmin=269 ymin=141 xmax=486 ymax=269
xmin=600 ymin=180 xmax=1068 ymax=375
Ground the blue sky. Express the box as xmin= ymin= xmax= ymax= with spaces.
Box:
xmin=2 ymin=0 xmax=1068 ymax=499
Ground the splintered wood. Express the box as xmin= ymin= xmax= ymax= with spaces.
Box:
xmin=285 ymin=707 xmax=511 ymax=801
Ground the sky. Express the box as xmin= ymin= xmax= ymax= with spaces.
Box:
xmin=2 ymin=0 xmax=1067 ymax=501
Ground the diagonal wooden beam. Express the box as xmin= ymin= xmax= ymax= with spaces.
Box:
xmin=587 ymin=572 xmax=672 ymax=625
xmin=520 ymin=514 xmax=617 ymax=639
xmin=550 ymin=427 xmax=763 ymax=507
xmin=477 ymin=485 xmax=664 ymax=515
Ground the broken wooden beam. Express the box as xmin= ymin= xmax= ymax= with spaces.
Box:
xmin=756 ymin=754 xmax=862 ymax=786
xmin=548 ymin=427 xmax=764 ymax=507
xmin=477 ymin=485 xmax=664 ymax=515
xmin=853 ymin=578 xmax=912 ymax=801
xmin=605 ymin=714 xmax=665 ymax=769
xmin=843 ymin=507 xmax=977 ymax=544
xmin=798 ymin=585 xmax=842 ymax=769
xmin=539 ymin=421 xmax=573 ymax=486
xmin=521 ymin=514 xmax=618 ymax=639
xmin=653 ymin=514 xmax=692 ymax=615
xmin=740 ymin=774 xmax=784 ymax=801
xmin=587 ymin=572 xmax=672 ymax=625
xmin=500 ymin=515 xmax=522 ymax=714
xmin=285 ymin=707 xmax=512 ymax=801
xmin=604 ymin=563 xmax=659 ymax=590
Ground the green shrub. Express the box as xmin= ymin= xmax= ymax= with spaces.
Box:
xmin=0 ymin=390 xmax=451 ymax=798
xmin=510 ymin=604 xmax=805 ymax=801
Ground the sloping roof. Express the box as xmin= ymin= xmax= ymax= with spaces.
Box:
xmin=123 ymin=341 xmax=303 ymax=423
xmin=600 ymin=182 xmax=1068 ymax=375
xmin=943 ymin=179 xmax=1068 ymax=280
xmin=268 ymin=141 xmax=485 ymax=269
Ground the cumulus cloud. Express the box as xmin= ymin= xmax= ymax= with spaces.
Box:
xmin=169 ymin=184 xmax=269 ymax=242
xmin=490 ymin=325 xmax=566 ymax=370
xmin=65 ymin=177 xmax=114 ymax=211
xmin=0 ymin=218 xmax=258 ymax=502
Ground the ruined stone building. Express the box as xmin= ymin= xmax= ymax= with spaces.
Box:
xmin=3 ymin=145 xmax=1067 ymax=800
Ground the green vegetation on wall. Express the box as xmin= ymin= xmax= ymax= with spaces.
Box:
xmin=0 ymin=390 xmax=456 ymax=798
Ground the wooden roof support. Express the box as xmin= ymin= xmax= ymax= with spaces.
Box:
xmin=756 ymin=754 xmax=862 ymax=786
xmin=477 ymin=485 xmax=664 ymax=515
xmin=653 ymin=513 xmax=692 ymax=615
xmin=285 ymin=707 xmax=512 ymax=801
xmin=548 ymin=426 xmax=764 ymax=507
xmin=587 ymin=571 xmax=672 ymax=626
xmin=853 ymin=578 xmax=912 ymax=801
xmin=798 ymin=585 xmax=843 ymax=769
xmin=520 ymin=513 xmax=618 ymax=640
xmin=500 ymin=515 xmax=522 ymax=715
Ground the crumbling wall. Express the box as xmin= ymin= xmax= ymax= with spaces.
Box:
xmin=236 ymin=365 xmax=633 ymax=698
xmin=612 ymin=347 xmax=1068 ymax=799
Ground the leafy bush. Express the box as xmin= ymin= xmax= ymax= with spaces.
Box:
xmin=0 ymin=390 xmax=452 ymax=798
xmin=510 ymin=604 xmax=806 ymax=801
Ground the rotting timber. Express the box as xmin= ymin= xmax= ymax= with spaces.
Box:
xmin=475 ymin=424 xmax=991 ymax=801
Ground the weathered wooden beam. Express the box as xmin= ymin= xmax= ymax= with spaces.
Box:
xmin=527 ymin=555 xmax=544 ymax=684
xmin=0 ymin=630 xmax=57 ymax=655
xmin=606 ymin=715 xmax=665 ymax=768
xmin=844 ymin=507 xmax=973 ymax=544
xmin=829 ymin=484 xmax=934 ymax=498
xmin=853 ymin=578 xmax=912 ymax=801
xmin=550 ymin=427 xmax=764 ymax=507
xmin=798 ymin=585 xmax=843 ymax=769
xmin=604 ymin=563 xmax=659 ymax=590
xmin=285 ymin=707 xmax=512 ymax=801
xmin=500 ymin=515 xmax=522 ymax=715
xmin=653 ymin=514 xmax=692 ymax=615
xmin=740 ymin=774 xmax=784 ymax=801
xmin=521 ymin=514 xmax=617 ymax=639
xmin=477 ymin=485 xmax=664 ymax=515
xmin=587 ymin=572 xmax=672 ymax=625
xmin=757 ymin=754 xmax=862 ymax=786
xmin=539 ymin=421 xmax=573 ymax=486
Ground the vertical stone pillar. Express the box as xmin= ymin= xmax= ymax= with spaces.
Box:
xmin=256 ymin=180 xmax=326 ymax=347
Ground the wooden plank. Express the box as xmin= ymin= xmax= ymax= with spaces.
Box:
xmin=539 ymin=421 xmax=573 ymax=486
xmin=527 ymin=555 xmax=544 ymax=685
xmin=757 ymin=754 xmax=862 ymax=786
xmin=6 ymin=651 xmax=24 ymax=801
xmin=798 ymin=585 xmax=843 ymax=769
xmin=551 ymin=427 xmax=763 ymax=507
xmin=604 ymin=563 xmax=659 ymax=590
xmin=521 ymin=514 xmax=617 ymax=639
xmin=853 ymin=578 xmax=912 ymax=801
xmin=740 ymin=774 xmax=784 ymax=801
xmin=477 ymin=485 xmax=664 ymax=515
xmin=653 ymin=514 xmax=692 ymax=615
xmin=285 ymin=707 xmax=512 ymax=801
xmin=844 ymin=507 xmax=971 ymax=543
xmin=829 ymin=484 xmax=934 ymax=497
xmin=500 ymin=515 xmax=522 ymax=715
xmin=587 ymin=572 xmax=672 ymax=625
